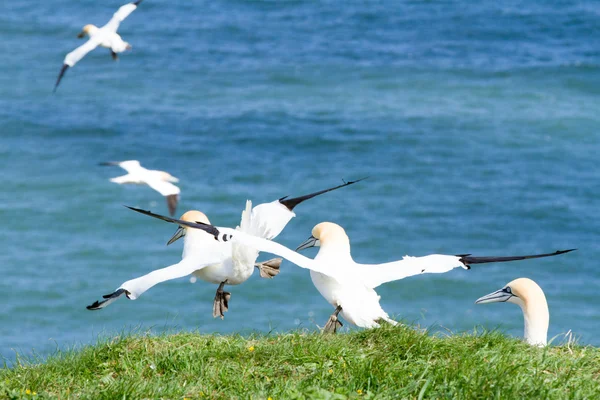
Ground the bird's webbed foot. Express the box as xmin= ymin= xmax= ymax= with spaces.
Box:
xmin=323 ymin=305 xmax=343 ymax=334
xmin=255 ymin=258 xmax=282 ymax=279
xmin=212 ymin=280 xmax=231 ymax=319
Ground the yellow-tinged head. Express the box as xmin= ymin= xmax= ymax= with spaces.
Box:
xmin=77 ymin=24 xmax=98 ymax=38
xmin=475 ymin=277 xmax=546 ymax=307
xmin=296 ymin=222 xmax=350 ymax=251
xmin=476 ymin=277 xmax=549 ymax=346
xmin=167 ymin=210 xmax=210 ymax=245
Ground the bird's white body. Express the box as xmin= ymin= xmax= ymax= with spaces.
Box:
xmin=191 ymin=200 xmax=279 ymax=286
xmin=88 ymin=200 xmax=296 ymax=310
xmin=104 ymin=160 xmax=181 ymax=215
xmin=209 ymin=223 xmax=469 ymax=329
xmin=54 ymin=1 xmax=142 ymax=90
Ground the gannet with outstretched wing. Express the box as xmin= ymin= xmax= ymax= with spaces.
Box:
xmin=166 ymin=219 xmax=573 ymax=332
xmin=54 ymin=0 xmax=143 ymax=91
xmin=87 ymin=180 xmax=364 ymax=317
xmin=476 ymin=278 xmax=550 ymax=346
xmin=100 ymin=160 xmax=180 ymax=216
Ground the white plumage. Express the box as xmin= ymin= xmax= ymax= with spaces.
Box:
xmin=54 ymin=1 xmax=143 ymax=91
xmin=102 ymin=160 xmax=181 ymax=216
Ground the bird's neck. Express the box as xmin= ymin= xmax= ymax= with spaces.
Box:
xmin=182 ymin=231 xmax=214 ymax=257
xmin=318 ymin=241 xmax=352 ymax=260
xmin=519 ymin=297 xmax=549 ymax=347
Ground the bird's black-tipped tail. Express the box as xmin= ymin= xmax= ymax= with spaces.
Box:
xmin=278 ymin=177 xmax=368 ymax=211
xmin=53 ymin=64 xmax=69 ymax=92
xmin=458 ymin=249 xmax=576 ymax=269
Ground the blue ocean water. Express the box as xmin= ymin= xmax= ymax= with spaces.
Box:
xmin=1 ymin=0 xmax=599 ymax=362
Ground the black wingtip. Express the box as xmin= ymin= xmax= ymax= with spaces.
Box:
xmin=126 ymin=205 xmax=221 ymax=239
xmin=133 ymin=0 xmax=143 ymax=5
xmin=279 ymin=177 xmax=368 ymax=211
xmin=458 ymin=248 xmax=577 ymax=267
xmin=54 ymin=64 xmax=69 ymax=93
xmin=86 ymin=301 xmax=102 ymax=310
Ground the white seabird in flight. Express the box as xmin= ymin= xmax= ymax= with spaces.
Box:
xmin=100 ymin=160 xmax=180 ymax=216
xmin=87 ymin=180 xmax=364 ymax=318
xmin=165 ymin=219 xmax=574 ymax=333
xmin=54 ymin=0 xmax=143 ymax=91
xmin=476 ymin=277 xmax=550 ymax=347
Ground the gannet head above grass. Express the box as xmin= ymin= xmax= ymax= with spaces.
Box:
xmin=476 ymin=277 xmax=549 ymax=347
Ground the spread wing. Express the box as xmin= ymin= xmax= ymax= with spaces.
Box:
xmin=54 ymin=38 xmax=101 ymax=91
xmin=146 ymin=179 xmax=180 ymax=197
xmin=357 ymin=249 xmax=576 ymax=289
xmin=144 ymin=180 xmax=180 ymax=216
xmin=63 ymin=38 xmax=101 ymax=67
xmin=356 ymin=255 xmax=466 ymax=289
xmin=87 ymin=244 xmax=225 ymax=310
xmin=102 ymin=1 xmax=142 ymax=32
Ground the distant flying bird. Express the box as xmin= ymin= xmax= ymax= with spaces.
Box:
xmin=100 ymin=160 xmax=180 ymax=216
xmin=171 ymin=219 xmax=574 ymax=333
xmin=54 ymin=0 xmax=143 ymax=91
xmin=87 ymin=179 xmax=364 ymax=318
xmin=476 ymin=278 xmax=550 ymax=347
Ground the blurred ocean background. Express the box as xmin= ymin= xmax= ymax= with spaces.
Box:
xmin=1 ymin=0 xmax=599 ymax=362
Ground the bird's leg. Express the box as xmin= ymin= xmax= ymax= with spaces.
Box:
xmin=323 ymin=305 xmax=343 ymax=334
xmin=212 ymin=280 xmax=231 ymax=319
xmin=254 ymin=258 xmax=282 ymax=279
xmin=111 ymin=50 xmax=118 ymax=61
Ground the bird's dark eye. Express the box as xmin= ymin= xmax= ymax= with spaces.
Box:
xmin=504 ymin=287 xmax=512 ymax=294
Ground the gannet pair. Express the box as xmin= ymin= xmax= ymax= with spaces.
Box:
xmin=101 ymin=160 xmax=181 ymax=216
xmin=87 ymin=179 xmax=364 ymax=317
xmin=477 ymin=278 xmax=550 ymax=346
xmin=121 ymin=211 xmax=573 ymax=333
xmin=54 ymin=1 xmax=143 ymax=91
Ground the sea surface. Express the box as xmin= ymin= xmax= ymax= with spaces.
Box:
xmin=1 ymin=0 xmax=599 ymax=362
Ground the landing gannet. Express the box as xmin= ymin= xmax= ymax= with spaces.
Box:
xmin=54 ymin=0 xmax=143 ymax=91
xmin=168 ymin=220 xmax=573 ymax=333
xmin=100 ymin=160 xmax=180 ymax=216
xmin=87 ymin=180 xmax=363 ymax=317
xmin=476 ymin=278 xmax=549 ymax=347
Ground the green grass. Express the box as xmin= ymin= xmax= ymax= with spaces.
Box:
xmin=1 ymin=325 xmax=599 ymax=399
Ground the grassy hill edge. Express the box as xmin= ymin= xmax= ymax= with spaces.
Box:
xmin=1 ymin=325 xmax=599 ymax=399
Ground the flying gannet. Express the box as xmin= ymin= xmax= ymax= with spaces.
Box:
xmin=87 ymin=180 xmax=364 ymax=318
xmin=476 ymin=278 xmax=550 ymax=347
xmin=100 ymin=160 xmax=180 ymax=216
xmin=54 ymin=0 xmax=143 ymax=91
xmin=160 ymin=219 xmax=574 ymax=333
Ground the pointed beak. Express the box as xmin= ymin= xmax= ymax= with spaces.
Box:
xmin=167 ymin=226 xmax=185 ymax=245
xmin=475 ymin=288 xmax=513 ymax=304
xmin=77 ymin=31 xmax=86 ymax=38
xmin=296 ymin=235 xmax=319 ymax=252
xmin=170 ymin=176 xmax=179 ymax=183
